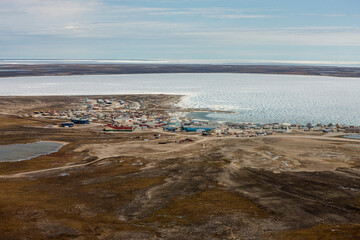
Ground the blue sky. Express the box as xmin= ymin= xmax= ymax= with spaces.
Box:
xmin=0 ymin=0 xmax=360 ymax=63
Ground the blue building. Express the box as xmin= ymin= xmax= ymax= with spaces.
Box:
xmin=182 ymin=125 xmax=216 ymax=132
xmin=71 ymin=118 xmax=90 ymax=124
xmin=163 ymin=122 xmax=181 ymax=132
xmin=61 ymin=122 xmax=74 ymax=127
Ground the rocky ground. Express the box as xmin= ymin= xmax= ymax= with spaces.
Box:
xmin=0 ymin=96 xmax=359 ymax=240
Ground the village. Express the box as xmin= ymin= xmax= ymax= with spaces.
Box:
xmin=1 ymin=95 xmax=360 ymax=240
xmin=27 ymin=97 xmax=360 ymax=137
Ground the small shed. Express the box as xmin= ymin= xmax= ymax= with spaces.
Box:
xmin=61 ymin=122 xmax=74 ymax=127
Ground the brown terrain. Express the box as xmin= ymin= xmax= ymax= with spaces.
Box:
xmin=0 ymin=95 xmax=359 ymax=240
xmin=1 ymin=64 xmax=360 ymax=78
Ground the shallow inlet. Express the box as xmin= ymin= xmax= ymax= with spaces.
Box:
xmin=343 ymin=135 xmax=360 ymax=140
xmin=0 ymin=141 xmax=66 ymax=162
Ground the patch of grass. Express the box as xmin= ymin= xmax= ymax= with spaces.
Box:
xmin=81 ymin=175 xmax=166 ymax=206
xmin=141 ymin=187 xmax=269 ymax=227
xmin=269 ymin=224 xmax=360 ymax=240
xmin=0 ymin=116 xmax=47 ymax=129
xmin=255 ymin=146 xmax=271 ymax=152
xmin=0 ymin=174 xmax=166 ymax=239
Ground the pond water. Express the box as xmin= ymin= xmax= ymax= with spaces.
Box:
xmin=343 ymin=135 xmax=360 ymax=140
xmin=0 ymin=141 xmax=65 ymax=162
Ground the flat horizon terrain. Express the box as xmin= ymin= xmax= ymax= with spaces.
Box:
xmin=0 ymin=66 xmax=359 ymax=239
xmin=1 ymin=64 xmax=360 ymax=78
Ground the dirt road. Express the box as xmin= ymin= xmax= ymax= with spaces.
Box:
xmin=1 ymin=133 xmax=358 ymax=179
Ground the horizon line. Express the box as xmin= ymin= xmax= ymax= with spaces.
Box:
xmin=1 ymin=59 xmax=360 ymax=67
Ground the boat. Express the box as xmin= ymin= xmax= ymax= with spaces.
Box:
xmin=104 ymin=124 xmax=134 ymax=132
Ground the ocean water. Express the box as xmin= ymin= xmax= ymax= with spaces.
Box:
xmin=0 ymin=141 xmax=65 ymax=162
xmin=0 ymin=73 xmax=359 ymax=125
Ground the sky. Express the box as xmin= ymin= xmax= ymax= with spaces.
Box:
xmin=0 ymin=0 xmax=360 ymax=63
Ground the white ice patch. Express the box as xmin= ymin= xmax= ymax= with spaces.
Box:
xmin=1 ymin=73 xmax=359 ymax=125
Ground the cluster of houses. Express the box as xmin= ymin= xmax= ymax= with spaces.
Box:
xmin=29 ymin=98 xmax=161 ymax=127
xmin=225 ymin=122 xmax=356 ymax=133
xmin=163 ymin=121 xmax=360 ymax=137
xmin=28 ymin=98 xmax=360 ymax=137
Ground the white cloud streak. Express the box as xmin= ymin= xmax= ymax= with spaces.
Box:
xmin=0 ymin=0 xmax=359 ymax=49
xmin=178 ymin=27 xmax=360 ymax=47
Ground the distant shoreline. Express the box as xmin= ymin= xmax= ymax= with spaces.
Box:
xmin=1 ymin=94 xmax=359 ymax=128
xmin=1 ymin=73 xmax=359 ymax=125
xmin=1 ymin=64 xmax=360 ymax=78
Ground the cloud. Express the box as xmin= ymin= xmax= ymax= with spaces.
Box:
xmin=177 ymin=27 xmax=360 ymax=47
xmin=1 ymin=0 xmax=359 ymax=60
xmin=147 ymin=7 xmax=277 ymax=19
xmin=208 ymin=14 xmax=272 ymax=19
xmin=301 ymin=13 xmax=348 ymax=17
xmin=0 ymin=0 xmax=97 ymax=16
xmin=0 ymin=1 xmax=279 ymax=39
xmin=0 ymin=0 xmax=99 ymax=36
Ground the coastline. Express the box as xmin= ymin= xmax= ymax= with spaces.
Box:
xmin=1 ymin=73 xmax=360 ymax=125
xmin=0 ymin=141 xmax=67 ymax=162
xmin=0 ymin=93 xmax=359 ymax=239
xmin=1 ymin=93 xmax=359 ymax=128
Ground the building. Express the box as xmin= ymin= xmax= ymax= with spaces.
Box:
xmin=182 ymin=125 xmax=217 ymax=132
xmin=345 ymin=127 xmax=360 ymax=133
xmin=71 ymin=118 xmax=90 ymax=124
xmin=104 ymin=124 xmax=134 ymax=132
xmin=140 ymin=121 xmax=167 ymax=128
xmin=60 ymin=122 xmax=74 ymax=127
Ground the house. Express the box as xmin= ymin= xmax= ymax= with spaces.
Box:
xmin=71 ymin=118 xmax=90 ymax=124
xmin=61 ymin=122 xmax=74 ymax=127
xmin=140 ymin=121 xmax=167 ymax=128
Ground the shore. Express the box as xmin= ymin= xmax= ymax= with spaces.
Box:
xmin=0 ymin=94 xmax=182 ymax=115
xmin=0 ymin=95 xmax=359 ymax=239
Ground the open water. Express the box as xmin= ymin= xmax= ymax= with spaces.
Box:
xmin=0 ymin=73 xmax=359 ymax=125
xmin=0 ymin=141 xmax=65 ymax=162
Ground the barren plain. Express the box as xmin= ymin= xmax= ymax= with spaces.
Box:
xmin=0 ymin=95 xmax=359 ymax=240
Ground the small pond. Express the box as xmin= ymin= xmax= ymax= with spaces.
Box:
xmin=0 ymin=141 xmax=66 ymax=162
